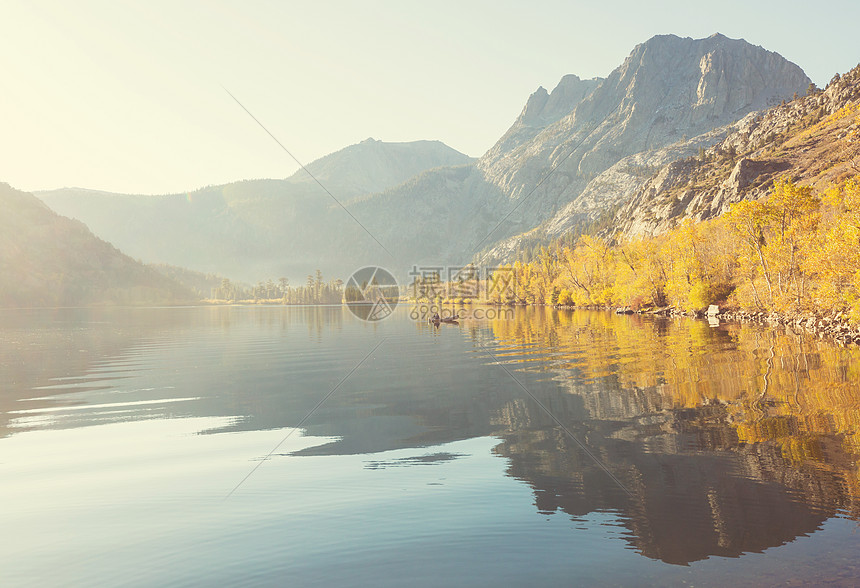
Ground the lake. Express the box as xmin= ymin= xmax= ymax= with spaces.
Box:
xmin=2 ymin=305 xmax=860 ymax=586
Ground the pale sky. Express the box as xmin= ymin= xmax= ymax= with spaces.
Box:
xmin=2 ymin=0 xmax=858 ymax=195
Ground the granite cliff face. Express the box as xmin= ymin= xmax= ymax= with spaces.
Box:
xmin=483 ymin=74 xmax=603 ymax=164
xmin=617 ymin=64 xmax=860 ymax=237
xmin=481 ymin=34 xmax=809 ymax=213
xmin=476 ymin=33 xmax=810 ymax=262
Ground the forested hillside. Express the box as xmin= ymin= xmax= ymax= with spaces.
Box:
xmin=480 ymin=71 xmax=860 ymax=321
xmin=0 ymin=184 xmax=194 ymax=307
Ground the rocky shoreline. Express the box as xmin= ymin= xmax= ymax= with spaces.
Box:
xmin=607 ymin=305 xmax=860 ymax=346
xmin=500 ymin=302 xmax=860 ymax=346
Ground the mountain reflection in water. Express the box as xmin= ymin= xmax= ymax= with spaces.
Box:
xmin=3 ymin=305 xmax=860 ymax=574
xmin=487 ymin=308 xmax=860 ymax=564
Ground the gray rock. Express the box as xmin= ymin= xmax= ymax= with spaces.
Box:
xmin=615 ymin=64 xmax=860 ymax=239
xmin=481 ymin=33 xmax=809 ymax=259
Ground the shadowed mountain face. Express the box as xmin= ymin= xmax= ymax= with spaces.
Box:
xmin=0 ymin=183 xmax=193 ymax=307
xmin=38 ymin=35 xmax=810 ymax=280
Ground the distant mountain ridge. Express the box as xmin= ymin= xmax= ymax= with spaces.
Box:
xmin=39 ymin=139 xmax=472 ymax=281
xmin=293 ymin=138 xmax=473 ymax=196
xmin=346 ymin=33 xmax=811 ymax=270
xmin=37 ymin=34 xmax=812 ymax=281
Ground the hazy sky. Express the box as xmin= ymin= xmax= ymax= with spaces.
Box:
xmin=2 ymin=0 xmax=858 ymax=195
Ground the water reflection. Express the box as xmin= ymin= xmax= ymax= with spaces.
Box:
xmin=486 ymin=307 xmax=860 ymax=563
xmin=3 ymin=306 xmax=860 ymax=570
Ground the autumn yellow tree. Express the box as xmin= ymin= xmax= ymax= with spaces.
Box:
xmin=724 ymin=197 xmax=777 ymax=309
xmin=808 ymin=179 xmax=860 ymax=317
xmin=725 ymin=178 xmax=819 ymax=311
xmin=613 ymin=235 xmax=669 ymax=307
xmin=661 ymin=219 xmax=732 ymax=310
xmin=558 ymin=235 xmax=616 ymax=305
xmin=767 ymin=178 xmax=820 ymax=310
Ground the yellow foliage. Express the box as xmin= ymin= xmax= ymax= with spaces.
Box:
xmin=826 ymin=102 xmax=859 ymax=124
xmin=557 ymin=288 xmax=573 ymax=306
xmin=489 ymin=306 xmax=860 ymax=484
xmin=515 ymin=175 xmax=858 ymax=319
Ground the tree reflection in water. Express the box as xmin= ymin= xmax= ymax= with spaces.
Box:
xmin=484 ymin=307 xmax=860 ymax=564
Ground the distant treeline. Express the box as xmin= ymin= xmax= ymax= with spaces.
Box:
xmin=211 ymin=270 xmax=343 ymax=304
xmin=149 ymin=263 xmax=224 ymax=299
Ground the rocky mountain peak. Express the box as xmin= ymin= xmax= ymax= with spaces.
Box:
xmin=483 ymin=73 xmax=602 ymax=164
xmin=473 ymin=35 xmax=812 ymax=263
xmin=615 ymin=63 xmax=860 ymax=238
xmin=292 ymin=138 xmax=473 ymax=196
xmin=585 ymin=33 xmax=811 ymax=150
xmin=519 ymin=86 xmax=550 ymax=125
xmin=519 ymin=74 xmax=603 ymax=127
xmin=477 ymin=34 xmax=810 ymax=233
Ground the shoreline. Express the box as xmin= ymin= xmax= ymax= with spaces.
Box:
xmin=431 ymin=300 xmax=860 ymax=346
xmin=554 ymin=303 xmax=860 ymax=346
xmin=708 ymin=309 xmax=860 ymax=346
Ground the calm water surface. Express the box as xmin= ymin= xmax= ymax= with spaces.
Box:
xmin=2 ymin=306 xmax=860 ymax=586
